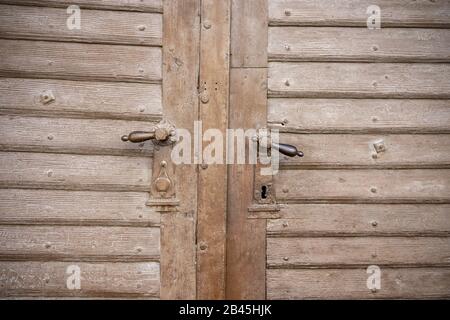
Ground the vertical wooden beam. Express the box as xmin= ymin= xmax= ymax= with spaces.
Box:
xmin=197 ymin=0 xmax=231 ymax=299
xmin=160 ymin=0 xmax=200 ymax=299
xmin=227 ymin=0 xmax=268 ymax=299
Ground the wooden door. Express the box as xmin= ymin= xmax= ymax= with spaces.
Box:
xmin=225 ymin=0 xmax=450 ymax=300
xmin=1 ymin=0 xmax=450 ymax=300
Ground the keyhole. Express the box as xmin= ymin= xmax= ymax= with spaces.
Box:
xmin=261 ymin=185 xmax=268 ymax=199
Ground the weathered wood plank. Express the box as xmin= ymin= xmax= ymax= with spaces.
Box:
xmin=0 ymin=0 xmax=163 ymax=13
xmin=0 ymin=226 xmax=160 ymax=261
xmin=268 ymin=204 xmax=450 ymax=236
xmin=267 ymin=268 xmax=450 ymax=299
xmin=269 ymin=27 xmax=450 ymax=62
xmin=0 ymin=5 xmax=162 ymax=46
xmin=0 ymin=115 xmax=157 ymax=156
xmin=231 ymin=0 xmax=268 ymax=67
xmin=0 ymin=40 xmax=161 ymax=83
xmin=227 ymin=69 xmax=267 ymax=299
xmin=159 ymin=0 xmax=200 ymax=300
xmin=275 ymin=169 xmax=450 ymax=203
xmin=268 ymin=62 xmax=450 ymax=98
xmin=0 ymin=152 xmax=152 ymax=192
xmin=267 ymin=237 xmax=450 ymax=267
xmin=0 ymin=261 xmax=160 ymax=298
xmin=197 ymin=0 xmax=230 ymax=299
xmin=0 ymin=189 xmax=159 ymax=226
xmin=278 ymin=134 xmax=450 ymax=169
xmin=268 ymin=99 xmax=450 ymax=133
xmin=269 ymin=0 xmax=450 ymax=27
xmin=0 ymin=78 xmax=162 ymax=121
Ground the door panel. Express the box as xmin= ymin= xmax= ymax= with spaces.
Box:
xmin=0 ymin=0 xmax=164 ymax=298
xmin=265 ymin=0 xmax=450 ymax=299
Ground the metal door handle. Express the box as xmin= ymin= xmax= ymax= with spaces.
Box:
xmin=121 ymin=120 xmax=177 ymax=146
xmin=272 ymin=142 xmax=304 ymax=158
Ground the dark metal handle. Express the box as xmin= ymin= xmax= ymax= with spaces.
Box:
xmin=272 ymin=142 xmax=304 ymax=158
xmin=121 ymin=120 xmax=177 ymax=146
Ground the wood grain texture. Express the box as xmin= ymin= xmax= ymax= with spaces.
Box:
xmin=268 ymin=204 xmax=450 ymax=236
xmin=0 ymin=0 xmax=163 ymax=13
xmin=0 ymin=189 xmax=159 ymax=226
xmin=0 ymin=226 xmax=160 ymax=261
xmin=268 ymin=99 xmax=450 ymax=133
xmin=0 ymin=5 xmax=162 ymax=46
xmin=197 ymin=0 xmax=230 ymax=299
xmin=267 ymin=237 xmax=450 ymax=267
xmin=275 ymin=169 xmax=450 ymax=203
xmin=0 ymin=78 xmax=162 ymax=121
xmin=159 ymin=0 xmax=200 ymax=300
xmin=268 ymin=62 xmax=450 ymax=98
xmin=0 ymin=261 xmax=160 ymax=298
xmin=0 ymin=152 xmax=152 ymax=192
xmin=231 ymin=0 xmax=268 ymax=67
xmin=0 ymin=39 xmax=161 ymax=83
xmin=269 ymin=0 xmax=450 ymax=27
xmin=0 ymin=115 xmax=157 ymax=156
xmin=267 ymin=268 xmax=450 ymax=299
xmin=227 ymin=69 xmax=267 ymax=300
xmin=269 ymin=27 xmax=450 ymax=62
xmin=278 ymin=134 xmax=450 ymax=169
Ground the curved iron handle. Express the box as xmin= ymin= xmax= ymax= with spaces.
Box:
xmin=272 ymin=142 xmax=304 ymax=158
xmin=121 ymin=120 xmax=177 ymax=146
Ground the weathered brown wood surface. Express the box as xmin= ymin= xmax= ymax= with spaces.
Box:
xmin=196 ymin=0 xmax=230 ymax=299
xmin=269 ymin=62 xmax=450 ymax=99
xmin=0 ymin=78 xmax=162 ymax=121
xmin=267 ymin=268 xmax=450 ymax=299
xmin=0 ymin=261 xmax=160 ymax=298
xmin=268 ymin=204 xmax=450 ymax=236
xmin=0 ymin=40 xmax=161 ymax=83
xmin=269 ymin=27 xmax=450 ymax=63
xmin=0 ymin=5 xmax=162 ymax=46
xmin=0 ymin=0 xmax=163 ymax=12
xmin=0 ymin=226 xmax=160 ymax=261
xmin=267 ymin=237 xmax=450 ymax=267
xmin=158 ymin=0 xmax=200 ymax=299
xmin=267 ymin=0 xmax=450 ymax=300
xmin=0 ymin=152 xmax=152 ymax=192
xmin=269 ymin=0 xmax=450 ymax=27
xmin=278 ymin=134 xmax=450 ymax=169
xmin=269 ymin=99 xmax=450 ymax=134
xmin=0 ymin=189 xmax=159 ymax=227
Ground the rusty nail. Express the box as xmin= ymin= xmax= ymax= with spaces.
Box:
xmin=370 ymin=187 xmax=377 ymax=194
xmin=371 ymin=220 xmax=378 ymax=227
xmin=47 ymin=135 xmax=54 ymax=140
xmin=284 ymin=80 xmax=290 ymax=86
xmin=199 ymin=243 xmax=208 ymax=251
xmin=283 ymin=257 xmax=289 ymax=261
xmin=137 ymin=25 xmax=146 ymax=31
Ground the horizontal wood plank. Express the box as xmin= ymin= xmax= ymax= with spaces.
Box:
xmin=267 ymin=237 xmax=450 ymax=267
xmin=0 ymin=152 xmax=152 ymax=192
xmin=0 ymin=226 xmax=160 ymax=261
xmin=267 ymin=267 xmax=450 ymax=299
xmin=278 ymin=134 xmax=450 ymax=169
xmin=0 ymin=78 xmax=162 ymax=121
xmin=269 ymin=27 xmax=450 ymax=62
xmin=0 ymin=115 xmax=157 ymax=156
xmin=0 ymin=261 xmax=160 ymax=298
xmin=268 ymin=204 xmax=450 ymax=236
xmin=0 ymin=189 xmax=159 ymax=226
xmin=275 ymin=169 xmax=450 ymax=203
xmin=0 ymin=40 xmax=161 ymax=83
xmin=0 ymin=0 xmax=163 ymax=13
xmin=268 ymin=99 xmax=450 ymax=133
xmin=269 ymin=0 xmax=450 ymax=27
xmin=0 ymin=5 xmax=162 ymax=46
xmin=268 ymin=62 xmax=450 ymax=98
